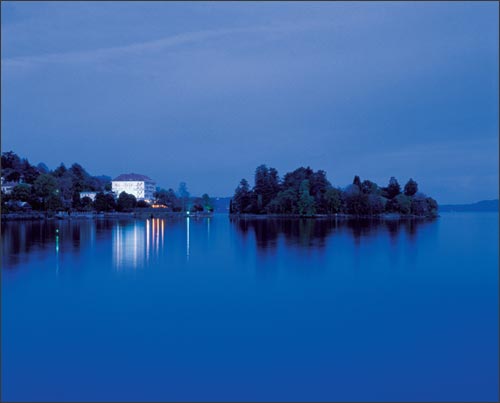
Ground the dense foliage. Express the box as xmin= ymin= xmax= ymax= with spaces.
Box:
xmin=230 ymin=165 xmax=438 ymax=217
xmin=153 ymin=184 xmax=213 ymax=213
xmin=1 ymin=151 xmax=213 ymax=213
xmin=2 ymin=151 xmax=111 ymax=212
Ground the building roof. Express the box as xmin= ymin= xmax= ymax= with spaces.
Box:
xmin=113 ymin=173 xmax=154 ymax=182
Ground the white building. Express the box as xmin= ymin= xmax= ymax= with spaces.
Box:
xmin=1 ymin=177 xmax=17 ymax=195
xmin=79 ymin=191 xmax=98 ymax=201
xmin=112 ymin=173 xmax=156 ymax=202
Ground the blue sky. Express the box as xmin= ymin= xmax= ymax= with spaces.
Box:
xmin=1 ymin=1 xmax=498 ymax=203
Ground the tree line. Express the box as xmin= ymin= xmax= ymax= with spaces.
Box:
xmin=230 ymin=165 xmax=438 ymax=217
xmin=1 ymin=151 xmax=213 ymax=213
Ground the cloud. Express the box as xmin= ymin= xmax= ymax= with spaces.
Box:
xmin=2 ymin=20 xmax=330 ymax=72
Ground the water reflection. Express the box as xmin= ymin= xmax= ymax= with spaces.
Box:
xmin=230 ymin=216 xmax=436 ymax=251
xmin=1 ymin=220 xmax=108 ymax=269
xmin=113 ymin=219 xmax=166 ymax=269
xmin=187 ymin=217 xmax=190 ymax=259
xmin=2 ymin=216 xmax=437 ymax=270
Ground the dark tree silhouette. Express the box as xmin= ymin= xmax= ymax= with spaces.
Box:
xmin=404 ymin=178 xmax=418 ymax=196
xmin=386 ymin=177 xmax=401 ymax=199
xmin=231 ymin=166 xmax=437 ymax=217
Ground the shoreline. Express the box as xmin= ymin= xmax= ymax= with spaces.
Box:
xmin=1 ymin=211 xmax=215 ymax=222
xmin=1 ymin=211 xmax=442 ymax=222
xmin=229 ymin=213 xmax=439 ymax=220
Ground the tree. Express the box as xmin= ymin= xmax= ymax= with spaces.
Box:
xmin=404 ymin=178 xmax=418 ymax=196
xmin=117 ymin=192 xmax=137 ymax=212
xmin=394 ymin=194 xmax=411 ymax=215
xmin=94 ymin=192 xmax=116 ymax=212
xmin=20 ymin=159 xmax=39 ymax=184
xmin=253 ymin=165 xmax=280 ymax=213
xmin=1 ymin=151 xmax=22 ymax=182
xmin=69 ymin=163 xmax=96 ymax=192
xmin=297 ymin=180 xmax=315 ymax=216
xmin=232 ymin=179 xmax=252 ymax=213
xmin=154 ymin=188 xmax=178 ymax=209
xmin=72 ymin=192 xmax=82 ymax=210
xmin=46 ymin=194 xmax=63 ymax=211
xmin=425 ymin=197 xmax=438 ymax=216
xmin=353 ymin=175 xmax=362 ymax=189
xmin=53 ymin=163 xmax=67 ymax=178
xmin=37 ymin=162 xmax=49 ymax=174
xmin=386 ymin=177 xmax=401 ymax=199
xmin=0 ymin=152 xmax=39 ymax=184
xmin=201 ymin=193 xmax=213 ymax=212
xmin=324 ymin=187 xmax=342 ymax=214
xmin=33 ymin=174 xmax=59 ymax=209
xmin=253 ymin=165 xmax=268 ymax=211
xmin=267 ymin=188 xmax=297 ymax=214
xmin=1 ymin=151 xmax=21 ymax=170
xmin=310 ymin=170 xmax=332 ymax=213
xmin=361 ymin=180 xmax=378 ymax=195
xmin=80 ymin=196 xmax=93 ymax=211
xmin=177 ymin=182 xmax=190 ymax=212
xmin=33 ymin=174 xmax=58 ymax=197
xmin=282 ymin=166 xmax=314 ymax=193
xmin=190 ymin=198 xmax=204 ymax=212
xmin=4 ymin=171 xmax=21 ymax=182
xmin=11 ymin=184 xmax=31 ymax=202
xmin=410 ymin=192 xmax=427 ymax=216
xmin=137 ymin=200 xmax=150 ymax=208
xmin=343 ymin=184 xmax=364 ymax=215
xmin=367 ymin=194 xmax=384 ymax=214
xmin=58 ymin=171 xmax=74 ymax=202
xmin=385 ymin=198 xmax=398 ymax=213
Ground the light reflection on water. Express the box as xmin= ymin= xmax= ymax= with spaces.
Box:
xmin=113 ymin=218 xmax=169 ymax=269
xmin=1 ymin=217 xmax=206 ymax=271
xmin=111 ymin=217 xmax=194 ymax=269
xmin=1 ymin=216 xmax=441 ymax=271
xmin=186 ymin=217 xmax=190 ymax=260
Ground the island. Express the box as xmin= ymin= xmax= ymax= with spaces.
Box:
xmin=229 ymin=165 xmax=438 ymax=218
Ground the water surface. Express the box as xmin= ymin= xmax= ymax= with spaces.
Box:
xmin=2 ymin=213 xmax=498 ymax=401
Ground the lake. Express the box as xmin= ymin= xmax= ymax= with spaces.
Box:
xmin=1 ymin=213 xmax=498 ymax=401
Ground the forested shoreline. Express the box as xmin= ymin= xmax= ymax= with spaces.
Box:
xmin=230 ymin=165 xmax=438 ymax=217
xmin=1 ymin=151 xmax=214 ymax=214
xmin=2 ymin=152 xmax=438 ymax=218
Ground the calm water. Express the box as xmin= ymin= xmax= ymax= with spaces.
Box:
xmin=1 ymin=213 xmax=498 ymax=401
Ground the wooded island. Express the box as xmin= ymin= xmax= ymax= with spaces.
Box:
xmin=230 ymin=165 xmax=438 ymax=217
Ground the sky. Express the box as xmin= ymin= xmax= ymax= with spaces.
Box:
xmin=1 ymin=1 xmax=498 ymax=203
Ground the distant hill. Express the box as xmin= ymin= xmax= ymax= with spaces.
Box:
xmin=439 ymin=199 xmax=499 ymax=212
